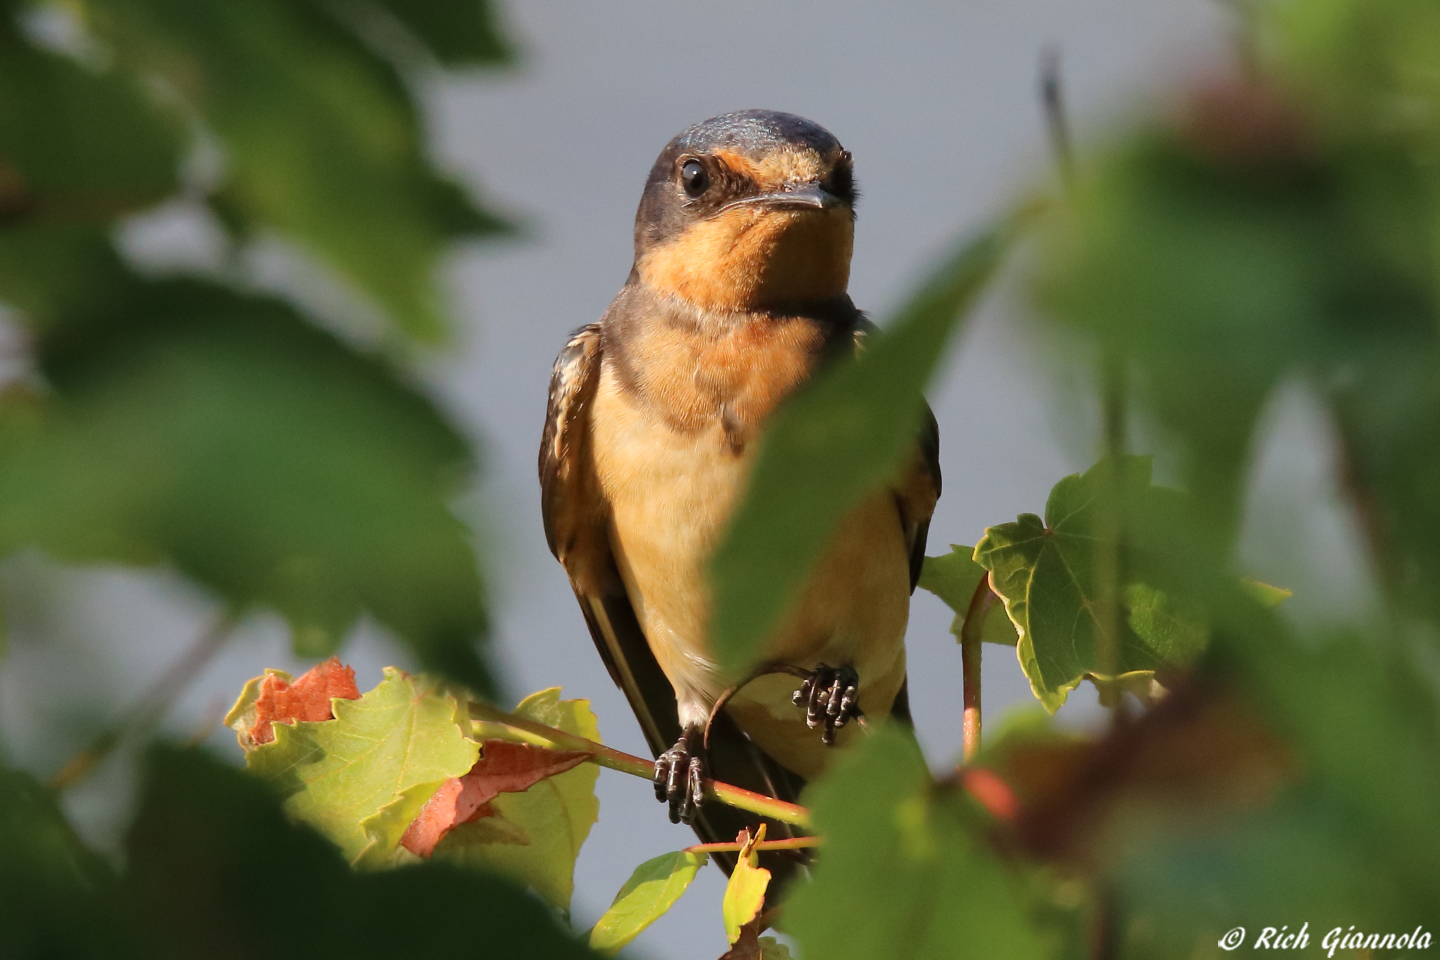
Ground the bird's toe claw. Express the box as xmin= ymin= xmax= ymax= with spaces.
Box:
xmin=653 ymin=734 xmax=706 ymax=824
xmin=791 ymin=663 xmax=862 ymax=745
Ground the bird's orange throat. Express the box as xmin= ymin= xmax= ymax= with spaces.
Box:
xmin=636 ymin=206 xmax=853 ymax=312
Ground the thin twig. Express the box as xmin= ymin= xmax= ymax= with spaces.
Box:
xmin=683 ymin=836 xmax=822 ymax=855
xmin=1041 ymin=45 xmax=1077 ymax=189
xmin=51 ymin=610 xmax=241 ymax=791
xmin=469 ymin=701 xmax=813 ymax=828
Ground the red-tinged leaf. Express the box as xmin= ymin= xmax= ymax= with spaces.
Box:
xmin=960 ymin=768 xmax=1020 ymax=823
xmin=401 ymin=741 xmax=591 ymax=857
xmin=399 ymin=778 xmax=498 ymax=858
xmin=251 ymin=657 xmax=360 ymax=745
xmin=225 ymin=657 xmax=360 ymax=749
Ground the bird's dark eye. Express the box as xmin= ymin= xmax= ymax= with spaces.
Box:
xmin=680 ymin=159 xmax=709 ymax=198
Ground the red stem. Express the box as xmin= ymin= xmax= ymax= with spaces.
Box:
xmin=959 ymin=573 xmax=993 ymax=762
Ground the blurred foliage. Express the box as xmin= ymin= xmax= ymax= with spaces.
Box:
xmin=784 ymin=727 xmax=1070 ymax=960
xmin=0 ymin=0 xmax=507 ymax=685
xmin=0 ymin=746 xmax=597 ymax=959
xmin=710 ymin=216 xmax=1015 ymax=673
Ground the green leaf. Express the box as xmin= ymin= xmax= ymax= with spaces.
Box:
xmin=785 ymin=726 xmax=1063 ymax=960
xmin=711 ymin=217 xmax=1016 ymax=672
xmin=0 ymin=15 xmax=182 ymax=219
xmin=0 ymin=17 xmax=181 ymax=324
xmin=436 ymin=688 xmax=601 ymax=911
xmin=245 ymin=666 xmax=479 ymax=866
xmin=974 ymin=457 xmax=1209 ymax=711
xmin=127 ymin=745 xmax=600 ymax=959
xmin=80 ymin=0 xmax=510 ymax=341
xmin=0 ymin=279 xmax=491 ymax=689
xmin=588 ymin=850 xmax=708 ymax=956
xmin=722 ymin=833 xmax=771 ymax=946
xmin=918 ymin=545 xmax=1019 ymax=645
xmin=0 ymin=765 xmax=132 ymax=959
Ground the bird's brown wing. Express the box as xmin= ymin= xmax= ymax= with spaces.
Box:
xmin=539 ymin=323 xmax=805 ymax=873
xmin=540 ymin=323 xmax=678 ymax=755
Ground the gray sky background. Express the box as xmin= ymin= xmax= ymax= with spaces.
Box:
xmin=0 ymin=3 xmax=1379 ymax=959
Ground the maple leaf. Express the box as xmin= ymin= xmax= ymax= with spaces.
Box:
xmin=434 ymin=688 xmax=601 ymax=911
xmin=401 ymin=741 xmax=591 ymax=858
xmin=224 ymin=657 xmax=360 ymax=750
xmin=244 ymin=666 xmax=480 ymax=866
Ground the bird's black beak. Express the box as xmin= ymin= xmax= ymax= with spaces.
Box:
xmin=718 ymin=182 xmax=844 ymax=214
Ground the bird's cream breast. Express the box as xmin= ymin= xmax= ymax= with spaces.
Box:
xmin=590 ymin=343 xmax=913 ymax=753
xmin=590 ymin=362 xmax=746 ymax=707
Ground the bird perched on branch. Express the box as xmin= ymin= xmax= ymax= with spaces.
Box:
xmin=540 ymin=110 xmax=938 ymax=860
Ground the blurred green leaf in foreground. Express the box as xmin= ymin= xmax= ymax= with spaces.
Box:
xmin=711 ymin=214 xmax=1019 ymax=674
xmin=0 ymin=0 xmax=513 ymax=686
xmin=0 ymin=745 xmax=598 ymax=959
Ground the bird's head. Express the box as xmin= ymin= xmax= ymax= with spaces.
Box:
xmin=632 ymin=110 xmax=856 ymax=312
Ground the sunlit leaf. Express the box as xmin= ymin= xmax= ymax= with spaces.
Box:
xmin=722 ymin=828 xmax=771 ymax=946
xmin=588 ymin=850 xmax=708 ymax=956
xmin=711 ymin=218 xmax=1016 ymax=672
xmin=244 ymin=667 xmax=479 ymax=866
xmin=402 ymin=740 xmax=591 ymax=858
xmin=785 ymin=726 xmax=1063 ymax=960
xmin=435 ymin=688 xmax=601 ymax=911
xmin=0 ymin=279 xmax=491 ymax=688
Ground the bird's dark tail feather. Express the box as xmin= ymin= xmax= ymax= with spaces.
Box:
xmin=576 ymin=585 xmax=808 ymax=881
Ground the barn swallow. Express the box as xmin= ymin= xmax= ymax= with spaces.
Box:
xmin=540 ymin=110 xmax=939 ymax=853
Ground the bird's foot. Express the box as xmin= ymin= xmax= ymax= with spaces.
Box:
xmin=792 ymin=663 xmax=862 ymax=746
xmin=653 ymin=729 xmax=705 ymax=824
